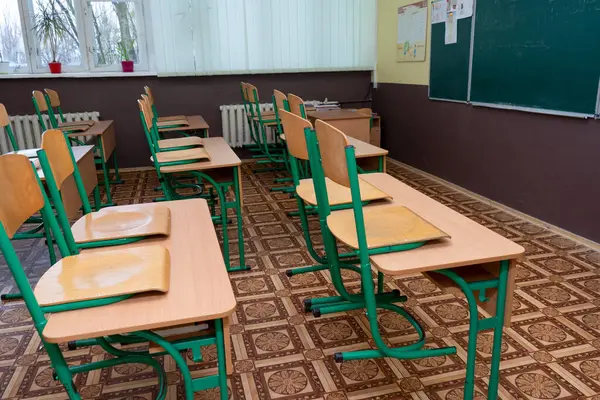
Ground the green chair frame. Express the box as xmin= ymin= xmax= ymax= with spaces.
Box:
xmin=278 ymin=110 xmax=396 ymax=309
xmin=241 ymin=83 xmax=286 ymax=173
xmin=0 ymin=154 xmax=229 ymax=400
xmin=138 ymin=99 xmax=248 ymax=273
xmin=305 ymin=121 xmax=510 ymax=400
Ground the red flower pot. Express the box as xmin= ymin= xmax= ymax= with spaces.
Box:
xmin=121 ymin=60 xmax=134 ymax=72
xmin=48 ymin=62 xmax=62 ymax=73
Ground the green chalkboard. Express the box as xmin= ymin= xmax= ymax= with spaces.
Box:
xmin=429 ymin=17 xmax=472 ymax=102
xmin=470 ymin=0 xmax=600 ymax=115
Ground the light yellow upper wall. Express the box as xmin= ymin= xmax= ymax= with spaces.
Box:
xmin=377 ymin=0 xmax=431 ymax=85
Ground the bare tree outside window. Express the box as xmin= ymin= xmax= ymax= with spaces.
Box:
xmin=89 ymin=1 xmax=139 ymax=67
xmin=0 ymin=0 xmax=28 ymax=68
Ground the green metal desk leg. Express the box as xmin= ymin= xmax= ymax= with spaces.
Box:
xmin=95 ymin=143 xmax=115 ymax=207
xmin=110 ymin=152 xmax=124 ymax=184
xmin=487 ymin=260 xmax=509 ymax=400
xmin=228 ymin=166 xmax=250 ymax=272
xmin=215 ymin=318 xmax=229 ymax=400
xmin=378 ymin=156 xmax=384 ymax=173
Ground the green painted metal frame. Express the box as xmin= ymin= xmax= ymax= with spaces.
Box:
xmin=304 ymin=127 xmax=510 ymax=400
xmin=140 ymin=110 xmax=248 ymax=273
xmin=2 ymin=122 xmax=20 ymax=153
xmin=0 ymin=161 xmax=229 ymax=399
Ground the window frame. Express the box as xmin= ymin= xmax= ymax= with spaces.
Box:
xmin=82 ymin=0 xmax=149 ymax=73
xmin=3 ymin=0 xmax=150 ymax=75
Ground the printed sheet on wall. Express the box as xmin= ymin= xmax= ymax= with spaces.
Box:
xmin=396 ymin=0 xmax=428 ymax=62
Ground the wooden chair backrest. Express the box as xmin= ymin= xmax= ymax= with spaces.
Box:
xmin=314 ymin=119 xmax=351 ymax=188
xmin=0 ymin=154 xmax=45 ymax=239
xmin=144 ymin=86 xmax=155 ymax=106
xmin=245 ymin=83 xmax=259 ymax=103
xmin=287 ymin=93 xmax=305 ymax=118
xmin=138 ymin=97 xmax=153 ymax=131
xmin=44 ymin=89 xmax=61 ymax=107
xmin=279 ymin=109 xmax=312 ymax=161
xmin=240 ymin=82 xmax=249 ymax=101
xmin=32 ymin=90 xmax=49 ymax=112
xmin=357 ymin=108 xmax=372 ymax=116
xmin=41 ymin=129 xmax=75 ymax=190
xmin=273 ymin=90 xmax=287 ymax=111
xmin=0 ymin=104 xmax=9 ymax=127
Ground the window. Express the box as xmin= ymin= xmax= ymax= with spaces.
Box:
xmin=0 ymin=0 xmax=29 ymax=72
xmin=2 ymin=0 xmax=148 ymax=74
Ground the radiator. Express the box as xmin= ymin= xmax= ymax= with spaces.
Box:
xmin=0 ymin=112 xmax=100 ymax=154
xmin=220 ymin=103 xmax=276 ymax=148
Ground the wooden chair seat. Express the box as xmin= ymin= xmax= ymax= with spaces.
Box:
xmin=158 ymin=137 xmax=203 ymax=149
xmin=59 ymin=125 xmax=90 ymax=133
xmin=34 ymin=245 xmax=171 ymax=307
xmin=158 ymin=115 xmax=186 ymax=122
xmin=159 ymin=161 xmax=210 ymax=173
xmin=58 ymin=121 xmax=95 ymax=128
xmin=153 ymin=148 xmax=211 ymax=163
xmin=296 ymin=173 xmax=391 ymax=206
xmin=156 ymin=119 xmax=190 ymax=128
xmin=6 ymin=148 xmax=40 ymax=158
xmin=71 ymin=204 xmax=171 ymax=244
xmin=326 ymin=205 xmax=450 ymax=250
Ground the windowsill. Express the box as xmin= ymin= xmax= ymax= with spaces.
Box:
xmin=0 ymin=71 xmax=157 ymax=79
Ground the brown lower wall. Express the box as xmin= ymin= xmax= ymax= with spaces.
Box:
xmin=373 ymin=83 xmax=600 ymax=243
xmin=0 ymin=71 xmax=372 ymax=168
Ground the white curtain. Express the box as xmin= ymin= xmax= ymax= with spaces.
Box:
xmin=149 ymin=0 xmax=377 ymax=75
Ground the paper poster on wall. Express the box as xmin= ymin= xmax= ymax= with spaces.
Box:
xmin=445 ymin=11 xmax=458 ymax=44
xmin=457 ymin=0 xmax=473 ymax=19
xmin=396 ymin=0 xmax=428 ymax=62
xmin=431 ymin=0 xmax=447 ymax=24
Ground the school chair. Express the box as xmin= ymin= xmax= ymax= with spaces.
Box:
xmin=241 ymin=83 xmax=286 ymax=173
xmin=288 ymin=93 xmax=308 ymax=118
xmin=43 ymin=89 xmax=96 ymax=130
xmin=38 ymin=129 xmax=171 ymax=250
xmin=143 ymin=86 xmax=209 ymax=139
xmin=0 ymin=103 xmax=57 ymax=275
xmin=138 ymin=97 xmax=247 ymax=272
xmin=303 ymin=119 xmax=454 ymax=356
xmin=357 ymin=107 xmax=374 ymax=128
xmin=33 ymin=90 xmax=120 ymax=207
xmin=268 ymin=89 xmax=296 ymax=193
xmin=0 ymin=153 xmax=229 ymax=400
xmin=278 ymin=109 xmax=391 ymax=282
xmin=0 ymin=103 xmax=39 ymax=157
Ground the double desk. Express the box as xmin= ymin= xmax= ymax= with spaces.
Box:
xmin=41 ymin=199 xmax=237 ymax=375
xmin=359 ymin=173 xmax=524 ymax=399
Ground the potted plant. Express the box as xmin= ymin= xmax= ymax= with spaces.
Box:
xmin=0 ymin=52 xmax=10 ymax=74
xmin=118 ymin=40 xmax=134 ymax=72
xmin=33 ymin=0 xmax=69 ymax=74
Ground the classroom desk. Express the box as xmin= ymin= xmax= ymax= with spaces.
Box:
xmin=348 ymin=136 xmax=388 ymax=173
xmin=158 ymin=115 xmax=210 ymax=138
xmin=307 ymin=109 xmax=371 ymax=142
xmin=359 ymin=173 xmax=524 ymax=399
xmin=37 ymin=145 xmax=97 ymax=219
xmin=41 ymin=199 xmax=237 ymax=374
xmin=158 ymin=137 xmax=247 ymax=272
